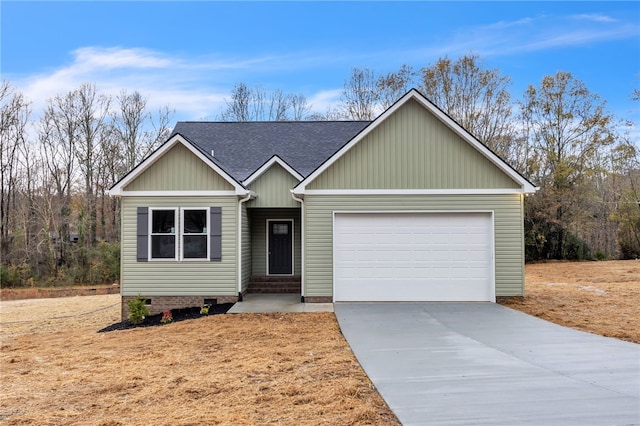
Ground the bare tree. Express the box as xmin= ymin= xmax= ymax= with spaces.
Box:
xmin=40 ymin=89 xmax=81 ymax=265
xmin=220 ymin=83 xmax=311 ymax=121
xmin=377 ymin=64 xmax=416 ymax=110
xmin=289 ymin=93 xmax=311 ymax=120
xmin=419 ymin=54 xmax=517 ymax=160
xmin=340 ymin=68 xmax=379 ymax=120
xmin=0 ymin=81 xmax=30 ymax=263
xmin=74 ymin=83 xmax=111 ymax=248
xmin=220 ymin=83 xmax=253 ymax=121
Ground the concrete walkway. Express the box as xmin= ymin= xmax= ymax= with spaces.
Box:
xmin=335 ymin=302 xmax=640 ymax=426
xmin=226 ymin=293 xmax=334 ymax=313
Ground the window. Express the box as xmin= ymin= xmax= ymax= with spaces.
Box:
xmin=150 ymin=209 xmax=177 ymax=259
xmin=181 ymin=208 xmax=209 ymax=259
xmin=147 ymin=208 xmax=210 ymax=261
xmin=272 ymin=223 xmax=289 ymax=235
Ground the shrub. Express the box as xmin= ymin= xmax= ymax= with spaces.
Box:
xmin=127 ymin=295 xmax=150 ymax=325
xmin=595 ymin=250 xmax=607 ymax=261
xmin=0 ymin=263 xmax=31 ymax=287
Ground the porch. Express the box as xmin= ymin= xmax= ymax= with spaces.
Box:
xmin=227 ymin=293 xmax=333 ymax=313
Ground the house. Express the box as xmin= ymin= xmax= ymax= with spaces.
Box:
xmin=109 ymin=89 xmax=537 ymax=319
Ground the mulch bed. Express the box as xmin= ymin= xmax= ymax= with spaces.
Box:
xmin=98 ymin=303 xmax=234 ymax=332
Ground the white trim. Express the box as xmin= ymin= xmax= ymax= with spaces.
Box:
xmin=147 ymin=207 xmax=214 ymax=262
xmin=109 ymin=134 xmax=247 ymax=196
xmin=291 ymin=193 xmax=305 ymax=298
xmin=331 ymin=210 xmax=496 ymax=303
xmin=303 ymin=188 xmax=528 ymax=196
xmin=266 ymin=218 xmax=295 ymax=276
xmin=179 ymin=207 xmax=210 ymax=261
xmin=243 ymin=155 xmax=303 ymax=185
xmin=293 ymin=89 xmax=537 ymax=195
xmin=237 ymin=192 xmax=253 ymax=296
xmin=148 ymin=207 xmax=179 ymax=261
xmin=117 ymin=190 xmax=240 ymax=197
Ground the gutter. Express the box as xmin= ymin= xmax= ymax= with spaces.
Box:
xmin=291 ymin=191 xmax=305 ymax=303
xmin=237 ymin=191 xmax=254 ymax=301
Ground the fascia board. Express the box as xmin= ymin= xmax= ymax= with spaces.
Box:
xmin=109 ymin=134 xmax=248 ymax=196
xmin=293 ymin=89 xmax=537 ymax=195
xmin=243 ymin=155 xmax=303 ymax=186
xmin=292 ymin=91 xmax=412 ymax=194
xmin=408 ymin=93 xmax=538 ymax=193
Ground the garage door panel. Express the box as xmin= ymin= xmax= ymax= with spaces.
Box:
xmin=334 ymin=212 xmax=494 ymax=302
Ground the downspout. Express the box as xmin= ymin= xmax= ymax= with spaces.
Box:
xmin=237 ymin=192 xmax=252 ymax=302
xmin=291 ymin=191 xmax=305 ymax=303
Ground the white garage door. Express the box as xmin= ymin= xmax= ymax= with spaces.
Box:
xmin=333 ymin=212 xmax=494 ymax=302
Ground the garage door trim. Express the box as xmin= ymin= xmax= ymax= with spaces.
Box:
xmin=332 ymin=210 xmax=496 ymax=302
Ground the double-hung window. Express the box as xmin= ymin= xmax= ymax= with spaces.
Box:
xmin=148 ymin=208 xmax=210 ymax=261
xmin=150 ymin=209 xmax=178 ymax=259
xmin=181 ymin=208 xmax=209 ymax=260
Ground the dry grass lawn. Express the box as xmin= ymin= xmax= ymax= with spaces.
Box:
xmin=500 ymin=260 xmax=640 ymax=344
xmin=0 ymin=296 xmax=398 ymax=425
xmin=1 ymin=260 xmax=638 ymax=425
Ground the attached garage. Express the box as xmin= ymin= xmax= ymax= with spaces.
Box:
xmin=333 ymin=212 xmax=494 ymax=302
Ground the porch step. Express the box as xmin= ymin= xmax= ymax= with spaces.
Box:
xmin=247 ymin=276 xmax=301 ymax=294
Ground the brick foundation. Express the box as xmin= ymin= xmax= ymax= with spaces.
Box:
xmin=121 ymin=295 xmax=238 ymax=321
xmin=303 ymin=296 xmax=332 ymax=303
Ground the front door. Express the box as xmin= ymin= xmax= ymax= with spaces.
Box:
xmin=268 ymin=220 xmax=293 ymax=275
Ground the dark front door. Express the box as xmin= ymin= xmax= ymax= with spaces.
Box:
xmin=268 ymin=220 xmax=293 ymax=275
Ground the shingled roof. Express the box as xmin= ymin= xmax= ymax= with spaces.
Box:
xmin=171 ymin=121 xmax=371 ymax=182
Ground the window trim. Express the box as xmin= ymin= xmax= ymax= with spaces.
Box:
xmin=148 ymin=207 xmax=179 ymax=261
xmin=180 ymin=207 xmax=210 ymax=261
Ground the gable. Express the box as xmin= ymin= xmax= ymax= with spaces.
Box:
xmin=123 ymin=143 xmax=235 ymax=192
xmin=246 ymin=162 xmax=300 ymax=208
xmin=307 ymin=99 xmax=521 ymax=190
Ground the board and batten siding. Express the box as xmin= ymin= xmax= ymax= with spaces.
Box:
xmin=121 ymin=196 xmax=238 ymax=296
xmin=307 ymin=99 xmax=520 ymax=190
xmin=303 ymin=194 xmax=524 ymax=298
xmin=124 ymin=143 xmax=234 ymax=191
xmin=249 ymin=208 xmax=302 ymax=276
xmin=247 ymin=163 xmax=300 ymax=208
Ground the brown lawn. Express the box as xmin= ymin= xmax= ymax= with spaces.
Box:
xmin=500 ymin=260 xmax=640 ymax=344
xmin=1 ymin=260 xmax=638 ymax=425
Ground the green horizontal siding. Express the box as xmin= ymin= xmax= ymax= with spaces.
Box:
xmin=307 ymin=99 xmax=520 ymax=190
xmin=124 ymin=143 xmax=234 ymax=191
xmin=247 ymin=164 xmax=300 ymax=208
xmin=303 ymin=194 xmax=524 ymax=298
xmin=241 ymin=203 xmax=251 ymax=292
xmin=121 ymin=196 xmax=238 ymax=296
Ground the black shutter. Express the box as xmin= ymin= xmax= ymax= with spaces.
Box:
xmin=210 ymin=207 xmax=222 ymax=261
xmin=137 ymin=207 xmax=149 ymax=261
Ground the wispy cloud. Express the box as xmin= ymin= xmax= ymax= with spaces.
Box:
xmin=5 ymin=11 xmax=637 ymax=123
xmin=408 ymin=13 xmax=637 ymax=60
xmin=571 ymin=13 xmax=617 ymax=23
xmin=7 ymin=46 xmax=358 ymax=121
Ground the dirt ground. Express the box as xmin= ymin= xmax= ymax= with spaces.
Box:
xmin=1 ymin=260 xmax=638 ymax=425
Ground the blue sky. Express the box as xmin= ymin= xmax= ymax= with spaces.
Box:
xmin=1 ymin=1 xmax=639 ymax=133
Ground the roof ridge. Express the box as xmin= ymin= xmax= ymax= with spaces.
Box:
xmin=175 ymin=120 xmax=372 ymax=124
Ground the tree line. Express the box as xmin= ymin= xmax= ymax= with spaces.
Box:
xmin=1 ymin=54 xmax=639 ymax=287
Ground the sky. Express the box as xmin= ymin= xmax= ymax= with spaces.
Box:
xmin=1 ymin=1 xmax=639 ymax=135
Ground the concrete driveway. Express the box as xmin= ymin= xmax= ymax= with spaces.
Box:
xmin=334 ymin=303 xmax=639 ymax=426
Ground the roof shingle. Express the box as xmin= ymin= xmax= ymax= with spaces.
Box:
xmin=171 ymin=121 xmax=371 ymax=182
